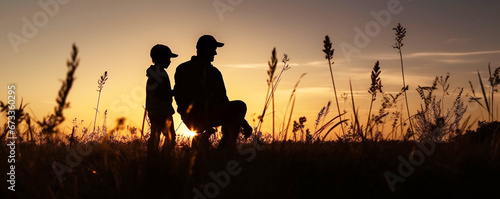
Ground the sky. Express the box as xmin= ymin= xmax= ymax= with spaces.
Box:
xmin=1 ymin=0 xmax=500 ymax=140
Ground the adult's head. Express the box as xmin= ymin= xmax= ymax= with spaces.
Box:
xmin=196 ymin=35 xmax=224 ymax=62
xmin=150 ymin=44 xmax=178 ymax=67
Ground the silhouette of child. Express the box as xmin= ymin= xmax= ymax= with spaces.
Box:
xmin=146 ymin=44 xmax=177 ymax=158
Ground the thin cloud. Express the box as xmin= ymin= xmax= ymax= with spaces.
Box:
xmin=361 ymin=50 xmax=500 ymax=61
xmin=221 ymin=63 xmax=268 ymax=69
xmin=302 ymin=61 xmax=325 ymax=67
xmin=303 ymin=59 xmax=349 ymax=66
xmin=408 ymin=50 xmax=500 ymax=58
xmin=445 ymin=38 xmax=467 ymax=43
xmin=435 ymin=59 xmax=479 ymax=64
xmin=295 ymin=86 xmax=331 ymax=94
xmin=222 ymin=62 xmax=300 ymax=69
xmin=287 ymin=86 xmax=369 ymax=98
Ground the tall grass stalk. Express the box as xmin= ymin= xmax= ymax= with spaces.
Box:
xmin=314 ymin=102 xmax=328 ymax=133
xmin=349 ymin=79 xmax=364 ymax=142
xmin=272 ymin=70 xmax=276 ymax=143
xmin=393 ymin=23 xmax=415 ymax=140
xmin=468 ymin=80 xmax=487 ymax=123
xmin=323 ymin=35 xmax=345 ymax=136
xmin=366 ymin=61 xmax=382 ymax=139
xmin=283 ymin=96 xmax=296 ymax=141
xmin=469 ymin=64 xmax=500 ymax=122
xmin=438 ymin=73 xmax=450 ymax=112
xmin=26 ymin=112 xmax=34 ymax=143
xmin=256 ymin=50 xmax=290 ymax=139
xmin=38 ymin=44 xmax=79 ymax=140
xmin=478 ymin=71 xmax=490 ymax=121
xmin=378 ymin=86 xmax=406 ymax=139
xmin=315 ymin=101 xmax=331 ymax=132
xmin=311 ymin=112 xmax=347 ymax=142
xmin=93 ymin=71 xmax=108 ymax=133
xmin=488 ymin=63 xmax=500 ymax=121
xmin=141 ymin=106 xmax=147 ymax=140
xmin=281 ymin=73 xmax=307 ymax=141
xmin=261 ymin=48 xmax=277 ymax=142
xmin=489 ymin=65 xmax=494 ymax=121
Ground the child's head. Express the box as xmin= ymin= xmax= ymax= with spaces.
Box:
xmin=150 ymin=44 xmax=178 ymax=67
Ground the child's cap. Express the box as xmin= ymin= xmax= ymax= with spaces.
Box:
xmin=150 ymin=44 xmax=178 ymax=61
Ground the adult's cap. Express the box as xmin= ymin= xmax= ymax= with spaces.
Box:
xmin=150 ymin=44 xmax=178 ymax=60
xmin=196 ymin=35 xmax=224 ymax=49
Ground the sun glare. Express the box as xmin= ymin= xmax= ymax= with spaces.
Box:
xmin=185 ymin=130 xmax=198 ymax=137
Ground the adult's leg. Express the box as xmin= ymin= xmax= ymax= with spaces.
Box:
xmin=211 ymin=100 xmax=247 ymax=151
xmin=181 ymin=111 xmax=211 ymax=150
xmin=241 ymin=119 xmax=253 ymax=138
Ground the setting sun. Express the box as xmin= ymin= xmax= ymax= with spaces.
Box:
xmin=185 ymin=130 xmax=198 ymax=138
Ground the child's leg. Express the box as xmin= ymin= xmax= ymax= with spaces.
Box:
xmin=161 ymin=116 xmax=176 ymax=155
xmin=147 ymin=122 xmax=160 ymax=158
xmin=147 ymin=117 xmax=165 ymax=158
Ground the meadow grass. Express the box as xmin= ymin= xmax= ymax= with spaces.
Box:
xmin=2 ymin=134 xmax=499 ymax=198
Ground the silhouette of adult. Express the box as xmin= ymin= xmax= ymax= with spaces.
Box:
xmin=174 ymin=35 xmax=252 ymax=151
